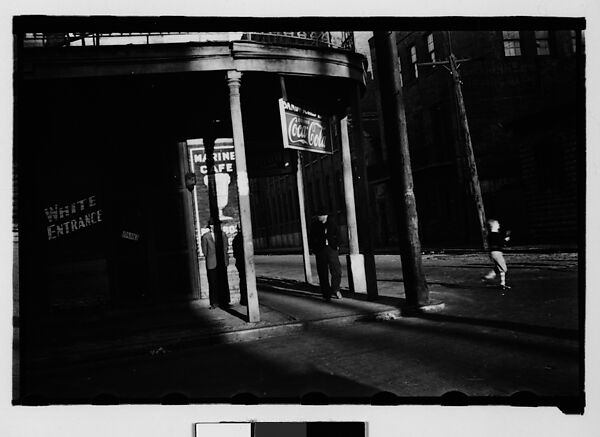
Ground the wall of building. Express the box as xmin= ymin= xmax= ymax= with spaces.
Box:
xmin=250 ymin=29 xmax=581 ymax=251
xmin=391 ymin=30 xmax=580 ymax=246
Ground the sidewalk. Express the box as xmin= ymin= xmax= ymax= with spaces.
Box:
xmin=255 ymin=244 xmax=579 ymax=255
xmin=24 ymin=283 xmax=405 ymax=370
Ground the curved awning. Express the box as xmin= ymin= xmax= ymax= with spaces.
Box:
xmin=20 ymin=40 xmax=367 ymax=93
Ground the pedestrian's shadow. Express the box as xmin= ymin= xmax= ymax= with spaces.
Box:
xmin=256 ymin=276 xmax=324 ymax=300
xmin=257 ymin=276 xmax=408 ymax=307
xmin=405 ymin=311 xmax=579 ymax=340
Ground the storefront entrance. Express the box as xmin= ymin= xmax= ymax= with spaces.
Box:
xmin=18 ymin=73 xmax=235 ymax=312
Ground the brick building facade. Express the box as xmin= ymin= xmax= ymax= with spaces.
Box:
xmin=391 ymin=30 xmax=581 ymax=246
xmin=252 ymin=29 xmax=582 ymax=252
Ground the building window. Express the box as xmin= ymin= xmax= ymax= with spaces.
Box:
xmin=570 ymin=30 xmax=577 ymax=53
xmin=410 ymin=45 xmax=418 ymax=78
xmin=502 ymin=31 xmax=521 ymax=56
xmin=426 ymin=33 xmax=435 ymax=62
xmin=535 ymin=30 xmax=550 ymax=55
xmin=397 ymin=54 xmax=404 ymax=87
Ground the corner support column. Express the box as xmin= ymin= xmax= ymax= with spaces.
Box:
xmin=227 ymin=70 xmax=260 ymax=322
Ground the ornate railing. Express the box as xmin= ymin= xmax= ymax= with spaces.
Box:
xmin=21 ymin=31 xmax=356 ymax=51
xmin=241 ymin=32 xmax=355 ymax=50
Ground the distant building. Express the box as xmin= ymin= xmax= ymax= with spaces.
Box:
xmin=254 ymin=29 xmax=582 ymax=252
xmin=384 ymin=30 xmax=580 ymax=246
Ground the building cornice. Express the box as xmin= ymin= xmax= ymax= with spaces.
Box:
xmin=20 ymin=40 xmax=367 ymax=90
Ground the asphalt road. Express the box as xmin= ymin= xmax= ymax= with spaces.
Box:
xmin=255 ymin=253 xmax=580 ymax=330
xmin=21 ymin=252 xmax=580 ymax=404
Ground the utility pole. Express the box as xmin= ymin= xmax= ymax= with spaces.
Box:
xmin=373 ymin=31 xmax=431 ymax=307
xmin=418 ymin=31 xmax=488 ymax=250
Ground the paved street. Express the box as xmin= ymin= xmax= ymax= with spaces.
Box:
xmin=255 ymin=252 xmax=580 ymax=330
xmin=24 ymin=307 xmax=578 ymax=400
xmin=21 ymin=252 xmax=580 ymax=403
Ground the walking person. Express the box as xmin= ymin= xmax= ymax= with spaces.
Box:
xmin=309 ymin=210 xmax=342 ymax=302
xmin=482 ymin=218 xmax=511 ymax=292
xmin=201 ymin=219 xmax=229 ymax=308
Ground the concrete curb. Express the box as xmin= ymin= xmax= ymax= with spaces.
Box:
xmin=27 ymin=307 xmax=403 ymax=370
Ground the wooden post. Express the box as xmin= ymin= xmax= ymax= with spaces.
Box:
xmin=418 ymin=33 xmax=489 ymax=249
xmin=373 ymin=31 xmax=430 ymax=307
xmin=448 ymin=52 xmax=489 ymax=250
xmin=339 ymin=116 xmax=367 ymax=294
xmin=204 ymin=132 xmax=231 ymax=305
xmin=280 ymin=75 xmax=313 ymax=284
xmin=349 ymin=83 xmax=379 ymax=299
xmin=177 ymin=141 xmax=202 ymax=299
xmin=296 ymin=152 xmax=313 ymax=283
xmin=227 ymin=70 xmax=260 ymax=322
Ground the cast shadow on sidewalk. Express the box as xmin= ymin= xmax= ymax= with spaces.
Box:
xmin=257 ymin=277 xmax=579 ymax=341
xmin=221 ymin=305 xmax=249 ymax=322
xmin=377 ymin=278 xmax=485 ymax=290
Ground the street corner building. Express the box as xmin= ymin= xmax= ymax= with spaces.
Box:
xmin=13 ymin=21 xmax=369 ymax=393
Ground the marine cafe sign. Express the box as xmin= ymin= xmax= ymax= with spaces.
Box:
xmin=278 ymin=98 xmax=332 ymax=154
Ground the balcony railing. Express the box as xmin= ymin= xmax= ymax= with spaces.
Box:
xmin=20 ymin=31 xmax=356 ymax=51
xmin=241 ymin=32 xmax=355 ymax=50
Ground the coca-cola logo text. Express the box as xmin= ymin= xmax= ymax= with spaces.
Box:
xmin=287 ymin=117 xmax=326 ymax=150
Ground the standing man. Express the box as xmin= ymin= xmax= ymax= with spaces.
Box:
xmin=232 ymin=225 xmax=247 ymax=306
xmin=309 ymin=210 xmax=343 ymax=302
xmin=201 ymin=219 xmax=229 ymax=309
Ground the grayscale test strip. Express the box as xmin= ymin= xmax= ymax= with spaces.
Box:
xmin=195 ymin=422 xmax=366 ymax=437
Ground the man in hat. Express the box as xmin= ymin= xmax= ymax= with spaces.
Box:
xmin=309 ymin=210 xmax=342 ymax=302
xmin=232 ymin=224 xmax=247 ymax=306
xmin=201 ymin=219 xmax=229 ymax=308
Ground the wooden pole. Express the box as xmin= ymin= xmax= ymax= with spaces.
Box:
xmin=177 ymin=141 xmax=202 ymax=299
xmin=296 ymin=152 xmax=313 ymax=283
xmin=340 ymin=117 xmax=360 ymax=255
xmin=373 ymin=31 xmax=430 ymax=307
xmin=204 ymin=132 xmax=231 ymax=305
xmin=280 ymin=75 xmax=313 ymax=284
xmin=349 ymin=83 xmax=379 ymax=299
xmin=448 ymin=51 xmax=489 ymax=250
xmin=227 ymin=70 xmax=260 ymax=322
xmin=339 ymin=116 xmax=367 ymax=294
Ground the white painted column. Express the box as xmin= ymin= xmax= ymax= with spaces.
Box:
xmin=227 ymin=70 xmax=260 ymax=322
xmin=296 ymin=151 xmax=313 ymax=284
xmin=340 ymin=116 xmax=367 ymax=294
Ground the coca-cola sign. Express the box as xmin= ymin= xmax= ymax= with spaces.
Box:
xmin=278 ymin=98 xmax=332 ymax=154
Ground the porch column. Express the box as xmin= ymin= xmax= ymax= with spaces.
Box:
xmin=340 ymin=116 xmax=367 ymax=294
xmin=296 ymin=151 xmax=314 ymax=284
xmin=227 ymin=70 xmax=260 ymax=322
xmin=177 ymin=141 xmax=202 ymax=299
